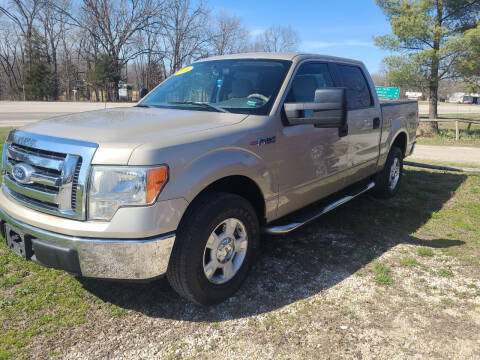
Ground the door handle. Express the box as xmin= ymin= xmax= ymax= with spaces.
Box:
xmin=373 ymin=117 xmax=380 ymax=129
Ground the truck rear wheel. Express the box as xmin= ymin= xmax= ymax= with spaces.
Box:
xmin=372 ymin=146 xmax=404 ymax=199
xmin=167 ymin=192 xmax=259 ymax=306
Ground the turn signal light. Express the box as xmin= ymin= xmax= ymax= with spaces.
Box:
xmin=146 ymin=167 xmax=168 ymax=203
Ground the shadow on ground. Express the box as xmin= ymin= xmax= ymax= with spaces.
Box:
xmin=79 ymin=169 xmax=467 ymax=322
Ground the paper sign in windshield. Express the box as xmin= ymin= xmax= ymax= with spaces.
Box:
xmin=174 ymin=66 xmax=194 ymax=76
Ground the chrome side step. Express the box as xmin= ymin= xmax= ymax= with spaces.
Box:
xmin=264 ymin=182 xmax=375 ymax=235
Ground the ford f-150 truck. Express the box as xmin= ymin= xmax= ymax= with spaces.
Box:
xmin=0 ymin=53 xmax=418 ymax=305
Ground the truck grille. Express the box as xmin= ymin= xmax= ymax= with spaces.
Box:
xmin=1 ymin=130 xmax=98 ymax=220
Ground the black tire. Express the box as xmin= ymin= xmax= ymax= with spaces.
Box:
xmin=372 ymin=146 xmax=404 ymax=199
xmin=167 ymin=192 xmax=260 ymax=306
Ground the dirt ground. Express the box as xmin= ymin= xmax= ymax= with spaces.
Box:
xmin=1 ymin=168 xmax=475 ymax=360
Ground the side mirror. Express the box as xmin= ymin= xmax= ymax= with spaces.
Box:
xmin=284 ymin=88 xmax=347 ymax=128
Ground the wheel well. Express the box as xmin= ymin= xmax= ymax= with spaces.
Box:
xmin=190 ymin=176 xmax=266 ymax=224
xmin=392 ymin=132 xmax=407 ymax=156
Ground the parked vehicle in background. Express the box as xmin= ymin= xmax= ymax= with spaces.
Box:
xmin=447 ymin=92 xmax=479 ymax=104
xmin=0 ymin=53 xmax=418 ymax=305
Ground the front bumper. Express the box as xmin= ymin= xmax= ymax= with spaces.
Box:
xmin=0 ymin=208 xmax=175 ymax=280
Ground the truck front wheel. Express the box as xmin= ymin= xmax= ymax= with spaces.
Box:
xmin=167 ymin=192 xmax=260 ymax=306
xmin=372 ymin=146 xmax=404 ymax=199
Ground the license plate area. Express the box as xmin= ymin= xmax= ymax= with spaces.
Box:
xmin=4 ymin=224 xmax=33 ymax=260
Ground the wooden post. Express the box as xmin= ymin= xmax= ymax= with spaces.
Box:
xmin=455 ymin=120 xmax=459 ymax=141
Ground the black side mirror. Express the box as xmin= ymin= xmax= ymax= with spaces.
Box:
xmin=284 ymin=88 xmax=347 ymax=128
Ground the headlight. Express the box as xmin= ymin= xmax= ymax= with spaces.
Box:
xmin=88 ymin=166 xmax=168 ymax=221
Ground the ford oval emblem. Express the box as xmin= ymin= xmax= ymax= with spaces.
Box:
xmin=12 ymin=163 xmax=34 ymax=184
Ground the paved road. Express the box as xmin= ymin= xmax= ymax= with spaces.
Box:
xmin=418 ymin=102 xmax=480 ymax=115
xmin=0 ymin=101 xmax=132 ymax=127
xmin=0 ymin=112 xmax=73 ymax=127
xmin=410 ymin=145 xmax=480 ymax=166
xmin=1 ymin=101 xmax=480 ymax=127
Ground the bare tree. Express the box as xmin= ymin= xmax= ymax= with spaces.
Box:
xmin=162 ymin=0 xmax=209 ymax=74
xmin=0 ymin=0 xmax=44 ymax=70
xmin=208 ymin=11 xmax=249 ymax=56
xmin=0 ymin=0 xmax=304 ymax=101
xmin=132 ymin=27 xmax=166 ymax=90
xmin=0 ymin=19 xmax=23 ymax=98
xmin=50 ymin=0 xmax=165 ymax=99
xmin=254 ymin=25 xmax=300 ymax=53
xmin=39 ymin=0 xmax=70 ymax=99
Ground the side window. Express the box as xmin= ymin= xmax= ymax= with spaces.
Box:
xmin=286 ymin=63 xmax=334 ymax=103
xmin=337 ymin=65 xmax=373 ymax=109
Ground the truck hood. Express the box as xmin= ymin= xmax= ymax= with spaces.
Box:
xmin=21 ymin=107 xmax=248 ymax=164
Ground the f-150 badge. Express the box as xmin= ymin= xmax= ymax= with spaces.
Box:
xmin=250 ymin=136 xmax=276 ymax=146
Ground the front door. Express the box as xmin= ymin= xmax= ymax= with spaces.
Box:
xmin=276 ymin=62 xmax=350 ymax=218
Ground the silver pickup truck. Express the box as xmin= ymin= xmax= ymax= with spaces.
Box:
xmin=0 ymin=53 xmax=418 ymax=305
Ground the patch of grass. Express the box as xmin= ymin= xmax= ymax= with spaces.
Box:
xmin=0 ymin=128 xmax=14 ymax=142
xmin=417 ymin=115 xmax=480 ymax=147
xmin=110 ymin=304 xmax=127 ymax=318
xmin=438 ymin=269 xmax=453 ymax=278
xmin=373 ymin=263 xmax=393 ymax=286
xmin=399 ymin=257 xmax=419 ymax=267
xmin=417 ymin=247 xmax=434 ymax=257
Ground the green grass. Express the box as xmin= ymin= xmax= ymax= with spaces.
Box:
xmin=373 ymin=263 xmax=393 ymax=286
xmin=399 ymin=257 xmax=419 ymax=267
xmin=418 ymin=114 xmax=480 ymax=147
xmin=417 ymin=248 xmax=435 ymax=257
xmin=0 ymin=128 xmax=14 ymax=141
xmin=438 ymin=269 xmax=453 ymax=278
xmin=406 ymin=159 xmax=480 ymax=169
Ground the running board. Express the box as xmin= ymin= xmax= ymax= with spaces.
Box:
xmin=264 ymin=182 xmax=375 ymax=235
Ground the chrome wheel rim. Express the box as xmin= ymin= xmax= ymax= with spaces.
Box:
xmin=389 ymin=157 xmax=400 ymax=191
xmin=203 ymin=218 xmax=248 ymax=284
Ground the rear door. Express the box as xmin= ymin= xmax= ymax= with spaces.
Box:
xmin=335 ymin=63 xmax=382 ymax=182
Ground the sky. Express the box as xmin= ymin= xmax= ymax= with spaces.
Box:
xmin=212 ymin=0 xmax=393 ymax=73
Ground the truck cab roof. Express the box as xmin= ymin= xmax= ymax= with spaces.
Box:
xmin=196 ymin=52 xmax=364 ymax=66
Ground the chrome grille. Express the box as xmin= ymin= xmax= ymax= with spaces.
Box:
xmin=1 ymin=130 xmax=98 ymax=220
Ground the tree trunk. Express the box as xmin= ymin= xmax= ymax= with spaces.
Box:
xmin=425 ymin=0 xmax=443 ymax=136
xmin=427 ymin=78 xmax=439 ymax=135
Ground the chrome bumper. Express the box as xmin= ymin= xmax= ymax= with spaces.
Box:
xmin=0 ymin=208 xmax=175 ymax=280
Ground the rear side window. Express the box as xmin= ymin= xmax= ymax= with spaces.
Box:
xmin=338 ymin=65 xmax=373 ymax=109
xmin=286 ymin=63 xmax=334 ymax=103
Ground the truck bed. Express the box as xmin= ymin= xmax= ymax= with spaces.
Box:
xmin=380 ymin=100 xmax=419 ymax=147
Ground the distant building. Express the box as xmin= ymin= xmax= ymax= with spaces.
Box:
xmin=447 ymin=92 xmax=480 ymax=104
xmin=405 ymin=91 xmax=422 ymax=100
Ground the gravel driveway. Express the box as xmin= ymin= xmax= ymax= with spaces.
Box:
xmin=16 ymin=168 xmax=478 ymax=360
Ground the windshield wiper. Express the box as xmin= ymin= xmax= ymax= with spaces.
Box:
xmin=168 ymin=101 xmax=229 ymax=113
xmin=136 ymin=104 xmax=151 ymax=108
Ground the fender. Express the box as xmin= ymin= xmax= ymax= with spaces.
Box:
xmin=378 ymin=118 xmax=409 ymax=169
xmin=160 ymin=147 xmax=277 ymax=219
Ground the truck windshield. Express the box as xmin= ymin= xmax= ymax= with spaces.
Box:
xmin=138 ymin=59 xmax=292 ymax=115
